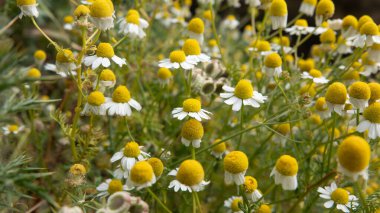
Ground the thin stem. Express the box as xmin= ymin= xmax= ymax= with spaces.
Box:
xmin=147 ymin=188 xmax=172 ymax=213
xmin=209 ymin=3 xmax=227 ymax=67
xmin=0 ymin=15 xmax=18 ymax=35
xmin=326 ymin=112 xmax=336 ymax=171
xmin=237 ymin=104 xmax=244 ymax=149
xmin=31 ymin=17 xmax=59 ymax=50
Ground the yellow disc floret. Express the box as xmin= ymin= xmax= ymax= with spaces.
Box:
xmin=338 ymin=136 xmax=370 ymax=172
xmin=264 ymin=53 xmax=282 ymax=68
xmin=100 ymin=69 xmax=116 ymax=81
xmin=244 ymin=176 xmax=258 ymax=193
xmin=112 ymin=85 xmax=131 ymax=103
xmin=358 ymin=15 xmax=374 ymax=30
xmin=183 ymin=98 xmax=201 ymax=112
xmin=298 ymin=58 xmax=315 ymax=71
xmin=234 ymin=79 xmax=254 ymax=100
xmin=176 ymin=160 xmax=205 ymax=186
xmin=320 ymin=29 xmax=336 ymax=44
xmin=34 ymin=50 xmax=46 ymax=61
xmin=126 ymin=14 xmax=140 ymax=25
xmin=107 ymin=179 xmax=123 ymax=194
xmin=325 ymin=82 xmax=347 ymax=105
xmin=147 ymin=157 xmax=164 ymax=177
xmin=316 ymin=0 xmax=335 ymax=17
xmin=27 ymin=68 xmax=41 ymax=78
xmin=123 ymin=141 xmax=141 ymax=157
xmin=130 ymin=161 xmax=154 ymax=184
xmin=182 ymin=39 xmax=201 ymax=56
xmin=188 ymin=18 xmax=205 ymax=34
xmin=331 ymin=188 xmax=349 ymax=204
xmin=87 ymin=91 xmax=105 ymax=106
xmin=157 ymin=68 xmax=172 ymax=80
xmin=309 ymin=69 xmax=323 ymax=78
xmin=74 ymin=5 xmax=90 ymax=17
xmin=295 ymin=19 xmax=308 ymax=27
xmin=369 ymin=82 xmax=380 ymax=102
xmin=181 ymin=119 xmax=204 ymax=140
xmin=342 ymin=15 xmax=358 ymax=30
xmin=275 ymin=155 xmax=298 ymax=176
xmin=96 ymin=43 xmax=115 ymax=58
xmin=90 ymin=0 xmax=114 ymax=18
xmin=56 ymin=49 xmax=74 ymax=63
xmin=349 ymin=81 xmax=371 ymax=100
xmin=360 ymin=21 xmax=379 ymax=36
xmin=276 ymin=123 xmax=290 ymax=135
xmin=203 ymin=10 xmax=212 ymax=21
xmin=8 ymin=125 xmax=19 ymax=132
xmin=270 ymin=0 xmax=288 ymax=17
xmin=231 ymin=198 xmax=243 ymax=212
xmin=212 ymin=139 xmax=226 ymax=153
xmin=64 ymin=16 xmax=74 ymax=24
xmin=17 ymin=0 xmax=36 ymax=6
xmin=257 ymin=204 xmax=271 ymax=213
xmin=69 ymin=164 xmax=87 ymax=176
xmin=169 ymin=50 xmax=186 ymax=63
xmin=127 ymin=9 xmax=139 ymax=16
xmin=224 ymin=151 xmax=249 ymax=174
xmin=363 ymin=103 xmax=380 ymax=123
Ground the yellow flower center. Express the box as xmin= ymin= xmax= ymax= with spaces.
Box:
xmin=107 ymin=179 xmax=123 ymax=194
xmin=275 ymin=155 xmax=298 ymax=176
xmin=257 ymin=204 xmax=271 ymax=213
xmin=270 ymin=0 xmax=288 ymax=17
xmin=310 ymin=114 xmax=322 ymax=125
xmin=276 ymin=123 xmax=290 ymax=135
xmin=69 ymin=164 xmax=86 ymax=176
xmin=8 ymin=125 xmax=19 ymax=132
xmin=34 ymin=50 xmax=46 ymax=60
xmin=302 ymin=0 xmax=317 ymax=6
xmin=127 ymin=9 xmax=139 ymax=16
xmin=309 ymin=69 xmax=323 ymax=78
xmin=320 ymin=29 xmax=336 ymax=44
xmin=338 ymin=136 xmax=370 ymax=172
xmin=325 ymin=82 xmax=347 ymax=105
xmin=224 ymin=151 xmax=249 ymax=174
xmin=17 ymin=0 xmax=36 ymax=5
xmin=126 ymin=14 xmax=140 ymax=25
xmin=96 ymin=43 xmax=115 ymax=58
xmin=234 ymin=79 xmax=254 ymax=100
xmin=188 ymin=18 xmax=205 ymax=34
xmin=212 ymin=139 xmax=226 ymax=153
xmin=27 ymin=68 xmax=41 ymax=78
xmin=253 ymin=40 xmax=271 ymax=52
xmin=112 ymin=85 xmax=131 ymax=103
xmin=231 ymin=198 xmax=243 ymax=212
xmin=360 ymin=21 xmax=379 ymax=36
xmin=56 ymin=49 xmax=74 ymax=63
xmin=147 ymin=157 xmax=164 ymax=177
xmin=87 ymin=91 xmax=105 ymax=106
xmin=244 ymin=176 xmax=258 ymax=193
xmin=64 ymin=16 xmax=74 ymax=24
xmin=264 ymin=53 xmax=282 ymax=68
xmin=369 ymin=82 xmax=380 ymax=102
xmin=364 ymin=103 xmax=380 ymax=123
xmin=203 ymin=10 xmax=212 ymax=21
xmin=349 ymin=81 xmax=371 ymax=100
xmin=74 ymin=5 xmax=90 ymax=17
xmin=100 ymin=69 xmax=116 ymax=81
xmin=90 ymin=0 xmax=114 ymax=18
xmin=123 ymin=141 xmax=141 ymax=157
xmin=298 ymin=58 xmax=315 ymax=71
xmin=169 ymin=50 xmax=186 ymax=63
xmin=342 ymin=70 xmax=359 ymax=81
xmin=227 ymin=15 xmax=236 ymax=21
xmin=208 ymin=39 xmax=217 ymax=47
xmin=295 ymin=19 xmax=308 ymax=27
xmin=176 ymin=160 xmax=205 ymax=186
xmin=182 ymin=39 xmax=201 ymax=56
xmin=181 ymin=119 xmax=204 ymax=140
xmin=182 ymin=98 xmax=201 ymax=112
xmin=331 ymin=188 xmax=349 ymax=205
xmin=316 ymin=0 xmax=335 ymax=17
xmin=342 ymin=15 xmax=358 ymax=30
xmin=130 ymin=161 xmax=154 ymax=184
xmin=358 ymin=15 xmax=374 ymax=30
xmin=157 ymin=68 xmax=172 ymax=80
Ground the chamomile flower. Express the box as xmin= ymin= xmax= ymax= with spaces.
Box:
xmin=269 ymin=0 xmax=288 ymax=30
xmin=126 ymin=161 xmax=156 ymax=189
xmin=103 ymin=85 xmax=141 ymax=116
xmin=26 ymin=68 xmax=41 ymax=79
xmin=187 ymin=18 xmax=205 ymax=44
xmin=325 ymin=82 xmax=347 ymax=116
xmin=157 ymin=67 xmax=173 ymax=84
xmin=74 ymin=5 xmax=90 ymax=19
xmin=274 ymin=123 xmax=291 ymax=147
xmin=348 ymin=81 xmax=370 ymax=109
xmin=220 ymin=79 xmax=267 ymax=111
xmin=158 ymin=50 xmax=196 ymax=70
xmin=119 ymin=9 xmax=149 ymax=39
xmin=181 ymin=119 xmax=204 ymax=148
xmin=263 ymin=52 xmax=283 ymax=77
xmin=206 ymin=39 xmax=221 ymax=58
xmin=55 ymin=49 xmax=76 ymax=74
xmin=221 ymin=15 xmax=239 ymax=30
xmin=96 ymin=179 xmax=129 ymax=197
xmin=110 ymin=141 xmax=150 ymax=176
xmin=318 ymin=182 xmax=359 ymax=212
xmin=285 ymin=19 xmax=314 ymax=36
xmin=95 ymin=69 xmax=116 ymax=90
xmin=357 ymin=103 xmax=380 ymax=139
xmin=172 ymin=98 xmax=211 ymax=121
xmin=319 ymin=28 xmax=336 ymax=51
xmin=89 ymin=0 xmax=114 ymax=31
xmin=63 ymin=16 xmax=74 ymax=30
xmin=168 ymin=160 xmax=209 ymax=192
xmin=146 ymin=157 xmax=164 ymax=179
xmin=81 ymin=91 xmax=106 ymax=115
xmin=224 ymin=151 xmax=249 ymax=185
xmin=336 ymin=36 xmax=353 ymax=54
xmin=315 ymin=0 xmax=335 ymax=27
xmin=353 ymin=21 xmax=380 ymax=48
xmin=270 ymin=155 xmax=298 ymax=190
xmin=17 ymin=0 xmax=39 ymax=18
xmin=360 ymin=52 xmax=379 ymax=77
xmin=84 ymin=43 xmax=126 ymax=70
xmin=341 ymin=15 xmax=359 ymax=39
xmin=224 ymin=196 xmax=243 ymax=213
xmin=182 ymin=39 xmax=210 ymax=64
xmin=34 ymin=49 xmax=46 ymax=67
xmin=315 ymin=97 xmax=331 ymax=119
xmin=243 ymin=176 xmax=262 ymax=202
xmin=369 ymin=82 xmax=380 ymax=103
xmin=368 ymin=43 xmax=380 ymax=62
xmin=210 ymin=139 xmax=229 ymax=159
xmin=256 ymin=204 xmax=271 ymax=213
xmin=299 ymin=0 xmax=317 ymax=16
xmin=248 ymin=40 xmax=272 ymax=56
xmin=337 ymin=136 xmax=371 ymax=180
xmin=3 ymin=124 xmax=24 ymax=135
xmin=301 ymin=69 xmax=329 ymax=84
xmin=271 ymin=36 xmax=292 ymax=54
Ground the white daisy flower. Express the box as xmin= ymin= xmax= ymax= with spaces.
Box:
xmin=158 ymin=50 xmax=196 ymax=70
xmin=96 ymin=179 xmax=130 ymax=197
xmin=299 ymin=0 xmax=316 ymax=16
xmin=2 ymin=124 xmax=24 ymax=135
xmin=172 ymin=98 xmax=211 ymax=121
xmin=17 ymin=0 xmax=39 ymax=18
xmin=357 ymin=103 xmax=380 ymax=139
xmin=126 ymin=161 xmax=156 ymax=190
xmin=243 ymin=176 xmax=263 ymax=202
xmin=224 ymin=196 xmax=243 ymax=213
xmin=221 ymin=79 xmax=267 ymax=112
xmin=352 ymin=22 xmax=380 ymax=48
xmin=180 ymin=119 xmax=204 ymax=148
xmin=285 ymin=19 xmax=315 ymax=36
xmin=301 ymin=69 xmax=329 ymax=84
xmin=221 ymin=15 xmax=239 ymax=30
xmin=187 ymin=18 xmax=205 ymax=44
xmin=270 ymin=155 xmax=298 ymax=190
xmin=81 ymin=91 xmax=107 ymax=116
xmin=89 ymin=0 xmax=115 ymax=31
xmin=83 ymin=43 xmax=126 ymax=70
xmin=317 ymin=182 xmax=359 ymax=213
xmin=263 ymin=52 xmax=283 ymax=77
xmin=315 ymin=97 xmax=331 ymax=119
xmin=182 ymin=39 xmax=210 ymax=64
xmin=324 ymin=82 xmax=348 ymax=116
xmin=103 ymin=85 xmax=142 ymax=116
xmin=224 ymin=151 xmax=249 ymax=185
xmin=119 ymin=10 xmax=149 ymax=39
xmin=168 ymin=160 xmax=209 ymax=192
xmin=210 ymin=139 xmax=229 ymax=159
xmin=54 ymin=49 xmax=77 ymax=74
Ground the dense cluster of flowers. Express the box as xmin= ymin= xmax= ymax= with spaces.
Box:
xmin=2 ymin=0 xmax=380 ymax=212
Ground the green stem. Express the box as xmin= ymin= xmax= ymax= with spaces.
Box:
xmin=237 ymin=104 xmax=244 ymax=149
xmin=147 ymin=188 xmax=172 ymax=213
xmin=326 ymin=112 xmax=336 ymax=171
xmin=31 ymin=17 xmax=59 ymax=50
